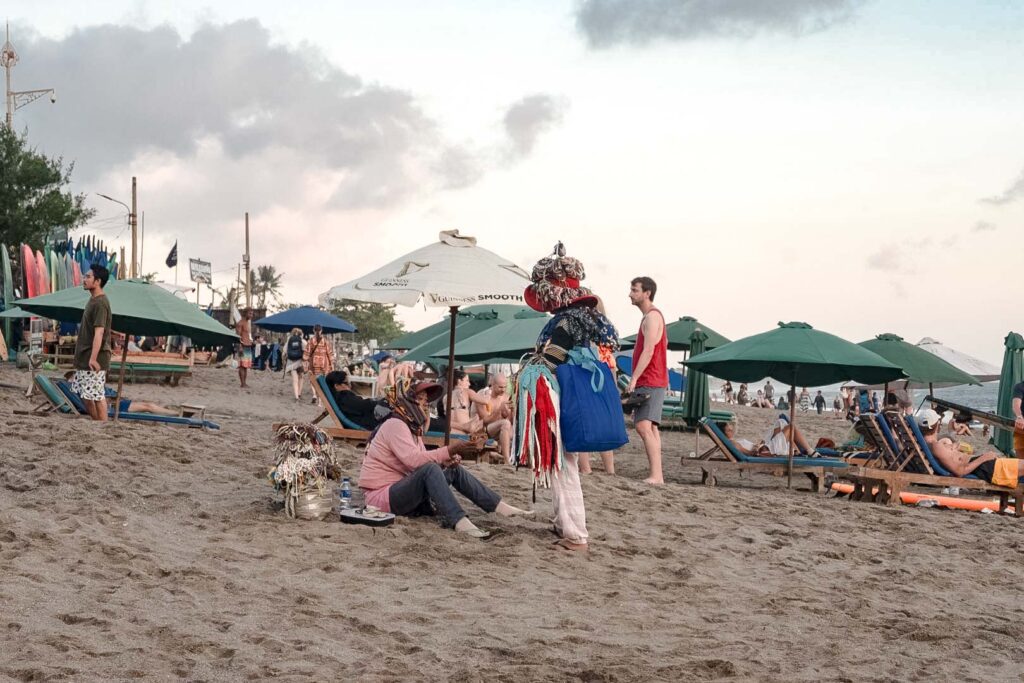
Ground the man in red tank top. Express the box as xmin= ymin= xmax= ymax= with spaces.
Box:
xmin=628 ymin=276 xmax=668 ymax=485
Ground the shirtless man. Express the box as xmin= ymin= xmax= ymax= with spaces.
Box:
xmin=235 ymin=309 xmax=254 ymax=389
xmin=476 ymin=373 xmax=513 ymax=460
xmin=918 ymin=409 xmax=1024 ymax=481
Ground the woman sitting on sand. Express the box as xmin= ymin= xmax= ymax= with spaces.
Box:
xmin=358 ymin=378 xmax=531 ymax=539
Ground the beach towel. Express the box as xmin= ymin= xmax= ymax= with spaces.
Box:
xmin=991 ymin=458 xmax=1019 ymax=488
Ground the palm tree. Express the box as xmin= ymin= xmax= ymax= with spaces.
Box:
xmin=251 ymin=265 xmax=284 ymax=310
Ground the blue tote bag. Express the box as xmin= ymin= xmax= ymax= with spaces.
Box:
xmin=556 ymin=347 xmax=629 ymax=452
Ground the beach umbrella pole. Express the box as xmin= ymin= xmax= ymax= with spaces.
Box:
xmin=113 ymin=336 xmax=128 ymax=422
xmin=443 ymin=305 xmax=458 ymax=446
xmin=787 ymin=374 xmax=797 ymax=489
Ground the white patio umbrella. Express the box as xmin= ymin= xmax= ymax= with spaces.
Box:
xmin=321 ymin=230 xmax=531 ymax=442
xmin=154 ymin=281 xmax=195 ymax=299
xmin=915 ymin=337 xmax=1000 ymax=383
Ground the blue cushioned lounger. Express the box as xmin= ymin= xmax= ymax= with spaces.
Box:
xmin=55 ymin=379 xmax=219 ymax=430
xmin=700 ymin=418 xmax=847 ymax=469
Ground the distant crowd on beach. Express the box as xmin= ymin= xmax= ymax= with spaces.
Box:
xmin=716 ymin=380 xmax=880 ymax=418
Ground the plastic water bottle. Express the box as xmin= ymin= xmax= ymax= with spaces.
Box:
xmin=339 ymin=478 xmax=352 ymax=510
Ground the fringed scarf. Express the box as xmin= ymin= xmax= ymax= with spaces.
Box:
xmin=512 ymin=363 xmax=563 ymax=490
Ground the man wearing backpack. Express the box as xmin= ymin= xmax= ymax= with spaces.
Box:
xmin=283 ymin=327 xmax=306 ymax=401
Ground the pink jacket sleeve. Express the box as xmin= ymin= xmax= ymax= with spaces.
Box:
xmin=389 ymin=422 xmax=451 ymax=469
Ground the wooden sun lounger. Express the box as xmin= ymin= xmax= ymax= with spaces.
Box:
xmin=683 ymin=418 xmax=849 ymax=493
xmin=305 ymin=376 xmax=498 ymax=462
xmin=839 ymin=413 xmax=1024 ymax=516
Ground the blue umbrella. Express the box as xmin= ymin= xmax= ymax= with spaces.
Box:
xmin=254 ymin=306 xmax=357 ymax=334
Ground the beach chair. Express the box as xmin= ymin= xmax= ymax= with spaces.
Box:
xmin=14 ymin=375 xmax=80 ymax=417
xmin=53 ymin=379 xmax=219 ymax=430
xmin=841 ymin=414 xmax=1024 ymax=515
xmin=309 ymin=375 xmax=497 ymax=459
xmin=686 ymin=417 xmax=849 ymax=493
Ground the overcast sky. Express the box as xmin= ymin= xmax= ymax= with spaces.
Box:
xmin=6 ymin=0 xmax=1022 ymax=364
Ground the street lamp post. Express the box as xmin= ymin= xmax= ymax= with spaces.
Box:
xmin=97 ymin=177 xmax=139 ymax=277
xmin=2 ymin=23 xmax=56 ymax=128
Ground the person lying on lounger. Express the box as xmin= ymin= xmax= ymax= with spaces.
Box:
xmin=764 ymin=416 xmax=814 ymax=454
xmin=358 ymin=379 xmax=531 ymax=539
xmin=918 ymin=409 xmax=1023 ymax=482
xmin=719 ymin=421 xmax=770 ymax=456
xmin=62 ymin=372 xmax=178 ymax=416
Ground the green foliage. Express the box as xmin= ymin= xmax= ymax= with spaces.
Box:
xmin=140 ymin=272 xmax=158 ymax=283
xmin=251 ymin=264 xmax=283 ymax=310
xmin=0 ymin=127 xmax=94 ymax=249
xmin=327 ymin=298 xmax=405 ymax=346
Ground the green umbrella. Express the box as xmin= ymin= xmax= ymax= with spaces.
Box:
xmin=16 ymin=279 xmax=238 ymax=346
xmin=621 ymin=315 xmax=731 ymax=351
xmin=385 ymin=304 xmax=528 ymax=350
xmin=991 ymin=332 xmax=1024 ymax=456
xmin=858 ymin=333 xmax=981 ymax=389
xmin=686 ymin=322 xmax=905 ymax=487
xmin=16 ymin=279 xmax=239 ymax=422
xmin=400 ymin=308 xmax=531 ymax=364
xmin=0 ymin=306 xmax=31 ymax=318
xmin=428 ymin=309 xmax=549 ymax=364
xmin=680 ymin=329 xmax=710 ymax=428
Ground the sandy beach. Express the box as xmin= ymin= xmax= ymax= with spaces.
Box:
xmin=2 ymin=365 xmax=1023 ymax=682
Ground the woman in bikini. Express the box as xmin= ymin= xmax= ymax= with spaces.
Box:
xmin=449 ymin=369 xmax=489 ymax=435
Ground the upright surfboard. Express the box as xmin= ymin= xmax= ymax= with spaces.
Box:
xmin=36 ymin=251 xmax=50 ymax=295
xmin=64 ymin=253 xmax=74 ymax=290
xmin=1 ymin=244 xmax=13 ymax=352
xmin=72 ymin=260 xmax=82 ymax=287
xmin=48 ymin=250 xmax=59 ymax=292
xmin=21 ymin=245 xmax=37 ymax=298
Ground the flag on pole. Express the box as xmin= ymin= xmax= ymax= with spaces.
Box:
xmin=165 ymin=241 xmax=178 ymax=268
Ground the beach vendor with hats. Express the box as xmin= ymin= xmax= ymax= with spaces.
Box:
xmin=358 ymin=378 xmax=532 ymax=539
xmin=516 ymin=243 xmax=621 ymax=552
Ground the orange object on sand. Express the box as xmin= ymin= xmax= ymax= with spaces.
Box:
xmin=831 ymin=482 xmax=1006 ymax=513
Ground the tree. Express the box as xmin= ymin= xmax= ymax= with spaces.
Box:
xmin=251 ymin=264 xmax=283 ymax=310
xmin=0 ymin=127 xmax=94 ymax=249
xmin=327 ymin=298 xmax=405 ymax=346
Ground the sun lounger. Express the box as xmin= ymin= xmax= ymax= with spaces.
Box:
xmin=15 ymin=374 xmax=79 ymax=417
xmin=52 ymin=378 xmax=219 ymax=430
xmin=840 ymin=413 xmax=1023 ymax=515
xmin=685 ymin=417 xmax=848 ymax=493
xmin=309 ymin=375 xmax=497 ymax=458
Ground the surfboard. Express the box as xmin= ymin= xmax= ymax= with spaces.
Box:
xmin=64 ymin=253 xmax=74 ymax=290
xmin=48 ymin=250 xmax=59 ymax=292
xmin=36 ymin=251 xmax=50 ymax=295
xmin=831 ymin=482 xmax=1005 ymax=513
xmin=21 ymin=245 xmax=37 ymax=298
xmin=72 ymin=260 xmax=82 ymax=286
xmin=1 ymin=244 xmax=13 ymax=353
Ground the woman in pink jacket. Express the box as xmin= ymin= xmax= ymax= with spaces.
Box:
xmin=358 ymin=379 xmax=531 ymax=539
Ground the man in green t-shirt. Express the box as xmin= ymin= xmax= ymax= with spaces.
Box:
xmin=71 ymin=264 xmax=113 ymax=421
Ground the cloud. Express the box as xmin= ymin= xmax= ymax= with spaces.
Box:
xmin=866 ymin=246 xmax=900 ymax=271
xmin=979 ymin=168 xmax=1024 ymax=206
xmin=502 ymin=94 xmax=567 ymax=161
xmin=13 ymin=20 xmax=480 ymax=207
xmin=972 ymin=220 xmax=997 ymax=232
xmin=575 ymin=0 xmax=865 ymax=48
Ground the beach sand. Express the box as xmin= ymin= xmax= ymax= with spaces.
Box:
xmin=2 ymin=366 xmax=1023 ymax=681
